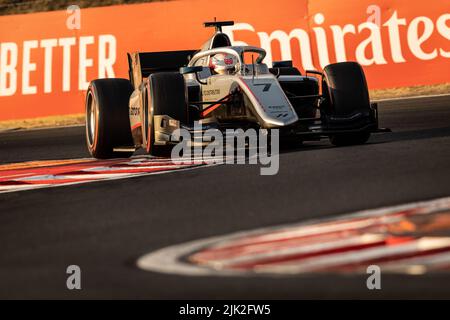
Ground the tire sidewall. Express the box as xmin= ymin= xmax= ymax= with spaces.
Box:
xmin=144 ymin=83 xmax=155 ymax=154
xmin=85 ymin=79 xmax=134 ymax=158
xmin=86 ymin=83 xmax=103 ymax=156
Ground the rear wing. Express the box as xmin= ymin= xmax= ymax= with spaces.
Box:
xmin=127 ymin=50 xmax=197 ymax=89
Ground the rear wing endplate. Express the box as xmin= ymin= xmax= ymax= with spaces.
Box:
xmin=127 ymin=50 xmax=197 ymax=89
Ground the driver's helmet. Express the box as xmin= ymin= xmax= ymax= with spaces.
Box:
xmin=210 ymin=53 xmax=238 ymax=75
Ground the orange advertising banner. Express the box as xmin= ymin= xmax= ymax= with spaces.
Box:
xmin=0 ymin=0 xmax=448 ymax=121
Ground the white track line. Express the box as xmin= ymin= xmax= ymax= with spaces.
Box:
xmin=373 ymin=93 xmax=450 ymax=102
xmin=137 ymin=196 xmax=450 ymax=277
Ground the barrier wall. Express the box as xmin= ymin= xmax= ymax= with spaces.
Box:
xmin=0 ymin=0 xmax=448 ymax=121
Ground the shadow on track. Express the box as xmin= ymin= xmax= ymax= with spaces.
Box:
xmin=280 ymin=125 xmax=450 ymax=155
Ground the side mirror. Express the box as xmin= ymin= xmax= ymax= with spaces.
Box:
xmin=179 ymin=66 xmax=203 ymax=75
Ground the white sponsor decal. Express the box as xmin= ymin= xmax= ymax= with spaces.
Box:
xmin=0 ymin=35 xmax=116 ymax=96
xmin=223 ymin=11 xmax=450 ymax=68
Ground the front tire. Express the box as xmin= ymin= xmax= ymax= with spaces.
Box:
xmin=85 ymin=79 xmax=134 ymax=159
xmin=322 ymin=62 xmax=372 ymax=146
xmin=144 ymin=72 xmax=188 ymax=157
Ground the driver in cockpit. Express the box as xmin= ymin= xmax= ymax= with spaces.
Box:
xmin=209 ymin=53 xmax=239 ymax=75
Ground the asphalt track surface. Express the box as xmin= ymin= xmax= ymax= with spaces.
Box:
xmin=1 ymin=94 xmax=450 ymax=299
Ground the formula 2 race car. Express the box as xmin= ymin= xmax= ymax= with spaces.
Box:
xmin=85 ymin=20 xmax=388 ymax=158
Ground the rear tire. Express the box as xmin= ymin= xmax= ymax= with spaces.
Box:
xmin=144 ymin=72 xmax=188 ymax=157
xmin=322 ymin=62 xmax=372 ymax=146
xmin=85 ymin=79 xmax=134 ymax=159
